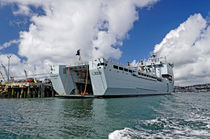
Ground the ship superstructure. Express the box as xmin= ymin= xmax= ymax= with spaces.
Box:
xmin=50 ymin=54 xmax=174 ymax=97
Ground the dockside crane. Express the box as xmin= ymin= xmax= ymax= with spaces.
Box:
xmin=1 ymin=64 xmax=9 ymax=82
xmin=0 ymin=71 xmax=6 ymax=82
xmin=24 ymin=69 xmax=28 ymax=80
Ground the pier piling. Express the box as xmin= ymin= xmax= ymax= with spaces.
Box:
xmin=0 ymin=82 xmax=55 ymax=98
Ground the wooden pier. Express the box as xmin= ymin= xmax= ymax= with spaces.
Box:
xmin=0 ymin=82 xmax=55 ymax=98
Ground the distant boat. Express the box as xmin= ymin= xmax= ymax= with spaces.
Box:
xmin=50 ymin=54 xmax=174 ymax=98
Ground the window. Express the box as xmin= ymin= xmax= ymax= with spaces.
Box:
xmin=124 ymin=68 xmax=128 ymax=72
xmin=63 ymin=68 xmax=66 ymax=74
xmin=113 ymin=65 xmax=118 ymax=69
xmin=98 ymin=63 xmax=105 ymax=66
xmin=119 ymin=67 xmax=123 ymax=70
xmin=129 ymin=70 xmax=132 ymax=73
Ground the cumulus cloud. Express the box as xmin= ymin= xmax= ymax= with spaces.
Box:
xmin=154 ymin=13 xmax=210 ymax=86
xmin=0 ymin=0 xmax=158 ymax=80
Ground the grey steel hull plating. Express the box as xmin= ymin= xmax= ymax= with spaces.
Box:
xmin=50 ymin=58 xmax=174 ymax=97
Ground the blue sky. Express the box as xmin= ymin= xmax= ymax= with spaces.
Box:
xmin=0 ymin=4 xmax=42 ymax=57
xmin=0 ymin=0 xmax=210 ymax=85
xmin=0 ymin=0 xmax=209 ymax=62
xmin=121 ymin=0 xmax=210 ymax=62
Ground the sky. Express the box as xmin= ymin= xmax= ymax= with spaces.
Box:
xmin=0 ymin=0 xmax=210 ymax=86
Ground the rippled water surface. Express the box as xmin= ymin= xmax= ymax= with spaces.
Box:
xmin=0 ymin=93 xmax=210 ymax=139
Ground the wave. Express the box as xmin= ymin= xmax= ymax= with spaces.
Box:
xmin=108 ymin=127 xmax=173 ymax=139
xmin=108 ymin=128 xmax=141 ymax=139
xmin=109 ymin=117 xmax=210 ymax=139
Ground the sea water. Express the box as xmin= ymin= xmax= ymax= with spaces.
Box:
xmin=0 ymin=93 xmax=210 ymax=139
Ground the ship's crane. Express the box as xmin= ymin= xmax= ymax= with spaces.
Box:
xmin=1 ymin=64 xmax=8 ymax=82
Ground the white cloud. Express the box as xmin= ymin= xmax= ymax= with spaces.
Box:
xmin=154 ymin=13 xmax=210 ymax=86
xmin=0 ymin=0 xmax=158 ymax=80
xmin=0 ymin=54 xmax=22 ymax=81
xmin=0 ymin=54 xmax=51 ymax=81
xmin=0 ymin=40 xmax=19 ymax=50
xmin=13 ymin=4 xmax=31 ymax=16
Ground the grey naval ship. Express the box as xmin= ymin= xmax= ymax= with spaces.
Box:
xmin=50 ymin=54 xmax=174 ymax=98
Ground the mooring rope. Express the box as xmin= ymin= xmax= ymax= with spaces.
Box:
xmin=82 ymin=65 xmax=89 ymax=95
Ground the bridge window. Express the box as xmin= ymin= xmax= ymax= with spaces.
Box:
xmin=124 ymin=68 xmax=128 ymax=72
xmin=113 ymin=65 xmax=118 ymax=69
xmin=119 ymin=67 xmax=123 ymax=70
xmin=98 ymin=63 xmax=107 ymax=66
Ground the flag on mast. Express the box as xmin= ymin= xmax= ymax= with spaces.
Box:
xmin=76 ymin=49 xmax=81 ymax=61
xmin=76 ymin=49 xmax=80 ymax=56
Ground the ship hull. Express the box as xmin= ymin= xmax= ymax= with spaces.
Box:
xmin=50 ymin=58 xmax=174 ymax=97
xmin=55 ymin=93 xmax=170 ymax=99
